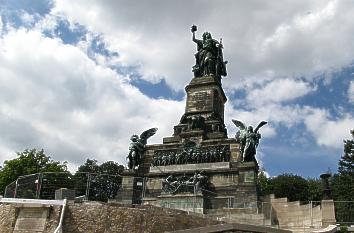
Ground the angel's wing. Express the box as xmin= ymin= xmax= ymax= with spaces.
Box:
xmin=139 ymin=128 xmax=158 ymax=145
xmin=232 ymin=119 xmax=246 ymax=130
xmin=254 ymin=121 xmax=267 ymax=133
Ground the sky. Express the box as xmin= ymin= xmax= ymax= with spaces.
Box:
xmin=0 ymin=0 xmax=353 ymax=178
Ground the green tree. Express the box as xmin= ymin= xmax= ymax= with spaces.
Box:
xmin=268 ymin=173 xmax=309 ymax=202
xmin=258 ymin=173 xmax=322 ymax=202
xmin=77 ymin=159 xmax=100 ymax=173
xmin=307 ymin=178 xmax=322 ymax=201
xmin=331 ymin=130 xmax=354 ymax=223
xmin=74 ymin=159 xmax=124 ymax=202
xmin=257 ymin=170 xmax=272 ymax=197
xmin=73 ymin=159 xmax=100 ymax=198
xmin=94 ymin=161 xmax=124 ymax=201
xmin=338 ymin=130 xmax=354 ymax=176
xmin=0 ymin=148 xmax=67 ymax=196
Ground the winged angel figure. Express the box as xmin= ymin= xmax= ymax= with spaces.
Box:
xmin=127 ymin=128 xmax=158 ymax=170
xmin=232 ymin=120 xmax=267 ymax=162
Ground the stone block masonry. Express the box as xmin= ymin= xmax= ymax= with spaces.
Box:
xmin=0 ymin=202 xmax=220 ymax=233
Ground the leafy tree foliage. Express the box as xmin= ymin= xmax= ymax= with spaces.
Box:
xmin=331 ymin=130 xmax=354 ymax=223
xmin=77 ymin=159 xmax=100 ymax=173
xmin=257 ymin=173 xmax=322 ymax=202
xmin=338 ymin=130 xmax=354 ymax=176
xmin=270 ymin=173 xmax=309 ymax=202
xmin=74 ymin=159 xmax=124 ymax=202
xmin=0 ymin=149 xmax=67 ymax=195
xmin=257 ymin=170 xmax=271 ymax=197
xmin=306 ymin=178 xmax=322 ymax=201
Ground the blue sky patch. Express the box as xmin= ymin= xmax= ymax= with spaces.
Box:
xmin=131 ymin=77 xmax=185 ymax=100
xmin=1 ymin=0 xmax=53 ymax=15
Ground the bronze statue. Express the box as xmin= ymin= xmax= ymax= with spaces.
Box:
xmin=191 ymin=25 xmax=227 ymax=78
xmin=232 ymin=120 xmax=267 ymax=162
xmin=127 ymin=128 xmax=157 ymax=169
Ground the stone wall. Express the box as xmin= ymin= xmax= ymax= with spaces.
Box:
xmin=0 ymin=204 xmax=16 ymax=233
xmin=63 ymin=202 xmax=219 ymax=233
xmin=267 ymin=195 xmax=336 ymax=233
xmin=0 ymin=202 xmax=220 ymax=233
xmin=0 ymin=204 xmax=61 ymax=233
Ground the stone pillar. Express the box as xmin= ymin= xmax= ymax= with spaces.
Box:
xmin=321 ymin=200 xmax=336 ymax=227
xmin=116 ymin=173 xmax=144 ymax=205
xmin=55 ymin=188 xmax=75 ymax=200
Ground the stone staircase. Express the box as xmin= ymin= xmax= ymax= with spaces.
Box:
xmin=206 ymin=207 xmax=268 ymax=226
xmin=269 ymin=197 xmax=321 ymax=232
xmin=266 ymin=195 xmax=336 ymax=233
xmin=205 ymin=195 xmax=336 ymax=233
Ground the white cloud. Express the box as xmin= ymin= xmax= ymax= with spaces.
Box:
xmin=226 ymin=99 xmax=354 ymax=149
xmin=20 ymin=11 xmax=36 ymax=25
xmin=52 ymin=0 xmax=354 ymax=90
xmin=349 ymin=81 xmax=354 ymax=104
xmin=225 ymin=102 xmax=303 ymax=139
xmin=34 ymin=14 xmax=60 ymax=32
xmin=0 ymin=28 xmax=184 ymax=168
xmin=303 ymin=107 xmax=354 ymax=148
xmin=246 ymin=78 xmax=313 ymax=106
xmin=0 ymin=15 xmax=3 ymax=36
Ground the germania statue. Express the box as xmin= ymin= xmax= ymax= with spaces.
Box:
xmin=191 ymin=25 xmax=227 ymax=78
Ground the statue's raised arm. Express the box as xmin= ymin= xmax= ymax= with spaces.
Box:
xmin=191 ymin=25 xmax=200 ymax=44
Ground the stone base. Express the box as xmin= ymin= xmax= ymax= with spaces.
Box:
xmin=14 ymin=207 xmax=49 ymax=232
xmin=149 ymin=162 xmax=230 ymax=174
xmin=55 ymin=188 xmax=75 ymax=200
xmin=155 ymin=193 xmax=205 ymax=214
xmin=321 ymin=200 xmax=336 ymax=227
xmin=115 ymin=176 xmax=144 ymax=204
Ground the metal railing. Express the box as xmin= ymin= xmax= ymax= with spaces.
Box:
xmin=334 ymin=201 xmax=354 ymax=224
xmin=4 ymin=172 xmax=122 ymax=202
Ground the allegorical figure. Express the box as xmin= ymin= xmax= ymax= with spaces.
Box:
xmin=162 ymin=174 xmax=178 ymax=193
xmin=232 ymin=120 xmax=267 ymax=162
xmin=127 ymin=128 xmax=157 ymax=170
xmin=186 ymin=170 xmax=208 ymax=192
xmin=191 ymin=25 xmax=227 ymax=78
xmin=162 ymin=171 xmax=209 ymax=194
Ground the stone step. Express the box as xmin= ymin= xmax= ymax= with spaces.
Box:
xmin=206 ymin=207 xmax=258 ymax=215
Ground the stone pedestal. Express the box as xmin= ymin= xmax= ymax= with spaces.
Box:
xmin=173 ymin=76 xmax=228 ymax=141
xmin=14 ymin=207 xmax=49 ymax=232
xmin=116 ymin=171 xmax=144 ymax=205
xmin=321 ymin=200 xmax=336 ymax=227
xmin=157 ymin=193 xmax=205 ymax=214
xmin=185 ymin=76 xmax=226 ymax=118
xmin=55 ymin=188 xmax=75 ymax=200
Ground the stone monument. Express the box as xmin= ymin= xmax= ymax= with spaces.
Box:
xmin=117 ymin=26 xmax=267 ymax=214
